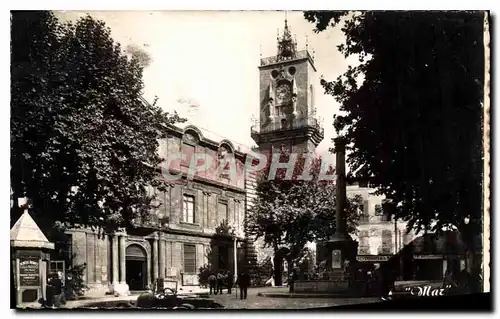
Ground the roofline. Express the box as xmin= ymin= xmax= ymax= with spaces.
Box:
xmin=140 ymin=97 xmax=247 ymax=159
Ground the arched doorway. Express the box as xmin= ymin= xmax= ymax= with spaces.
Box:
xmin=126 ymin=244 xmax=147 ymax=291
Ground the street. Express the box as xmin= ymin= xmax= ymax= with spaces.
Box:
xmin=208 ymin=287 xmax=380 ymax=309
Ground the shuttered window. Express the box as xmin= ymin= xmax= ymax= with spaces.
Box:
xmin=381 ymin=230 xmax=393 ymax=254
xmin=183 ymin=244 xmax=196 ymax=274
xmin=358 ymin=231 xmax=370 ymax=254
xmin=219 ymin=202 xmax=228 ymax=223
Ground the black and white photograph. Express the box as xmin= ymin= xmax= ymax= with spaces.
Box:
xmin=9 ymin=6 xmax=491 ymax=311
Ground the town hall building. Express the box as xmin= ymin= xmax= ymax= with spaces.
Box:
xmin=60 ymin=122 xmax=247 ymax=295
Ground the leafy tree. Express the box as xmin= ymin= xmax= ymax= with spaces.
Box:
xmin=198 ymin=220 xmax=237 ymax=286
xmin=304 ymin=11 xmax=484 ymax=238
xmin=296 ymin=247 xmax=315 ymax=280
xmin=10 ymin=11 xmax=185 ymax=235
xmin=252 ymin=256 xmax=274 ymax=287
xmin=304 ymin=11 xmax=485 ymax=279
xmin=66 ymin=262 xmax=88 ymax=299
xmin=126 ymin=44 xmax=153 ymax=68
xmin=246 ymin=151 xmax=362 ymax=284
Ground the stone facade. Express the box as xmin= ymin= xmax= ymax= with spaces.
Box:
xmin=347 ymin=183 xmax=418 ymax=257
xmin=65 ymin=124 xmax=247 ymax=295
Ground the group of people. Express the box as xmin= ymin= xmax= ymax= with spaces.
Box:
xmin=39 ymin=271 xmax=66 ymax=308
xmin=208 ymin=269 xmax=251 ymax=300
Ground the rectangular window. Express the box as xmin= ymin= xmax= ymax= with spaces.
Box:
xmin=358 ymin=231 xmax=370 ymax=254
xmin=375 ymin=204 xmax=384 ymax=216
xmin=360 ymin=200 xmax=370 ymax=223
xmin=183 ymin=244 xmax=196 ymax=274
xmin=381 ymin=230 xmax=393 ymax=254
xmin=181 ymin=143 xmax=195 ymax=167
xmin=54 ymin=233 xmax=72 ymax=264
xmin=183 ymin=194 xmax=195 ymax=224
xmin=218 ymin=202 xmax=228 ymax=223
xmin=49 ymin=260 xmax=66 ymax=285
xmin=381 ymin=199 xmax=392 ymax=221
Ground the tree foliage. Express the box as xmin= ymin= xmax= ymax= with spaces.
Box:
xmin=304 ymin=11 xmax=485 ymax=237
xmin=10 ymin=11 xmax=185 ymax=235
xmin=198 ymin=220 xmax=237 ymax=286
xmin=246 ymin=151 xmax=362 ymax=262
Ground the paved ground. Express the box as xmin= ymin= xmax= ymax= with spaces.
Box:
xmin=17 ymin=287 xmax=380 ymax=310
xmin=209 ymin=287 xmax=380 ymax=310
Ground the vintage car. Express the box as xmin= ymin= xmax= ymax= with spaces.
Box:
xmin=136 ymin=287 xmax=224 ymax=309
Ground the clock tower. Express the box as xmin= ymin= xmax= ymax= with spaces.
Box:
xmin=251 ymin=19 xmax=324 ymax=155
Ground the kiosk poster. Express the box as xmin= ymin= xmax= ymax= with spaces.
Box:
xmin=19 ymin=258 xmax=39 ymax=286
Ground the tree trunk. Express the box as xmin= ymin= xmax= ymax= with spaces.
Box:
xmin=273 ymin=254 xmax=283 ymax=286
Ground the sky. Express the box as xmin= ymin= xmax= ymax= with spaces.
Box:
xmin=55 ymin=11 xmax=358 ymax=164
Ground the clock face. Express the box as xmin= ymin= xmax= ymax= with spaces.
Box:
xmin=276 ymin=84 xmax=291 ymax=103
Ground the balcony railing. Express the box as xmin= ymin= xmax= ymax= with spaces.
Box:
xmin=260 ymin=50 xmax=314 ymax=66
xmin=251 ymin=116 xmax=324 ymax=136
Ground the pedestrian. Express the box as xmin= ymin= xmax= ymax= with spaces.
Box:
xmin=458 ymin=269 xmax=472 ymax=294
xmin=45 ymin=274 xmax=54 ymax=308
xmin=226 ymin=271 xmax=234 ymax=294
xmin=289 ymin=269 xmax=298 ymax=293
xmin=379 ymin=266 xmax=395 ymax=301
xmin=65 ymin=273 xmax=74 ymax=301
xmin=216 ymin=271 xmax=224 ymax=295
xmin=52 ymin=272 xmax=64 ymax=308
xmin=57 ymin=271 xmax=67 ymax=305
xmin=236 ymin=270 xmax=250 ymax=300
xmin=208 ymin=272 xmax=217 ymax=295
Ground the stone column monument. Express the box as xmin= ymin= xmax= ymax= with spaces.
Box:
xmin=292 ymin=138 xmax=358 ymax=294
xmin=326 ymin=137 xmax=358 ymax=278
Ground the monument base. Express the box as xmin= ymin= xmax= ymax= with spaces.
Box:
xmin=326 ymin=234 xmax=358 ymax=270
xmin=110 ymin=282 xmax=130 ymax=296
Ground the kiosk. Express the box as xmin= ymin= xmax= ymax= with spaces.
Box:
xmin=11 ymin=200 xmax=54 ymax=307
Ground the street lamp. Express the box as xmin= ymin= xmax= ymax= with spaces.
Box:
xmin=462 ymin=216 xmax=471 ymax=273
xmin=232 ymin=225 xmax=245 ymax=283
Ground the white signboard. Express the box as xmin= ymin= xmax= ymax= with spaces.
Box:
xmin=332 ymin=250 xmax=342 ymax=269
xmin=356 ymin=255 xmax=390 ymax=262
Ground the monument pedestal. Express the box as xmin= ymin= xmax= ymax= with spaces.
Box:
xmin=326 ymin=233 xmax=358 ymax=271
